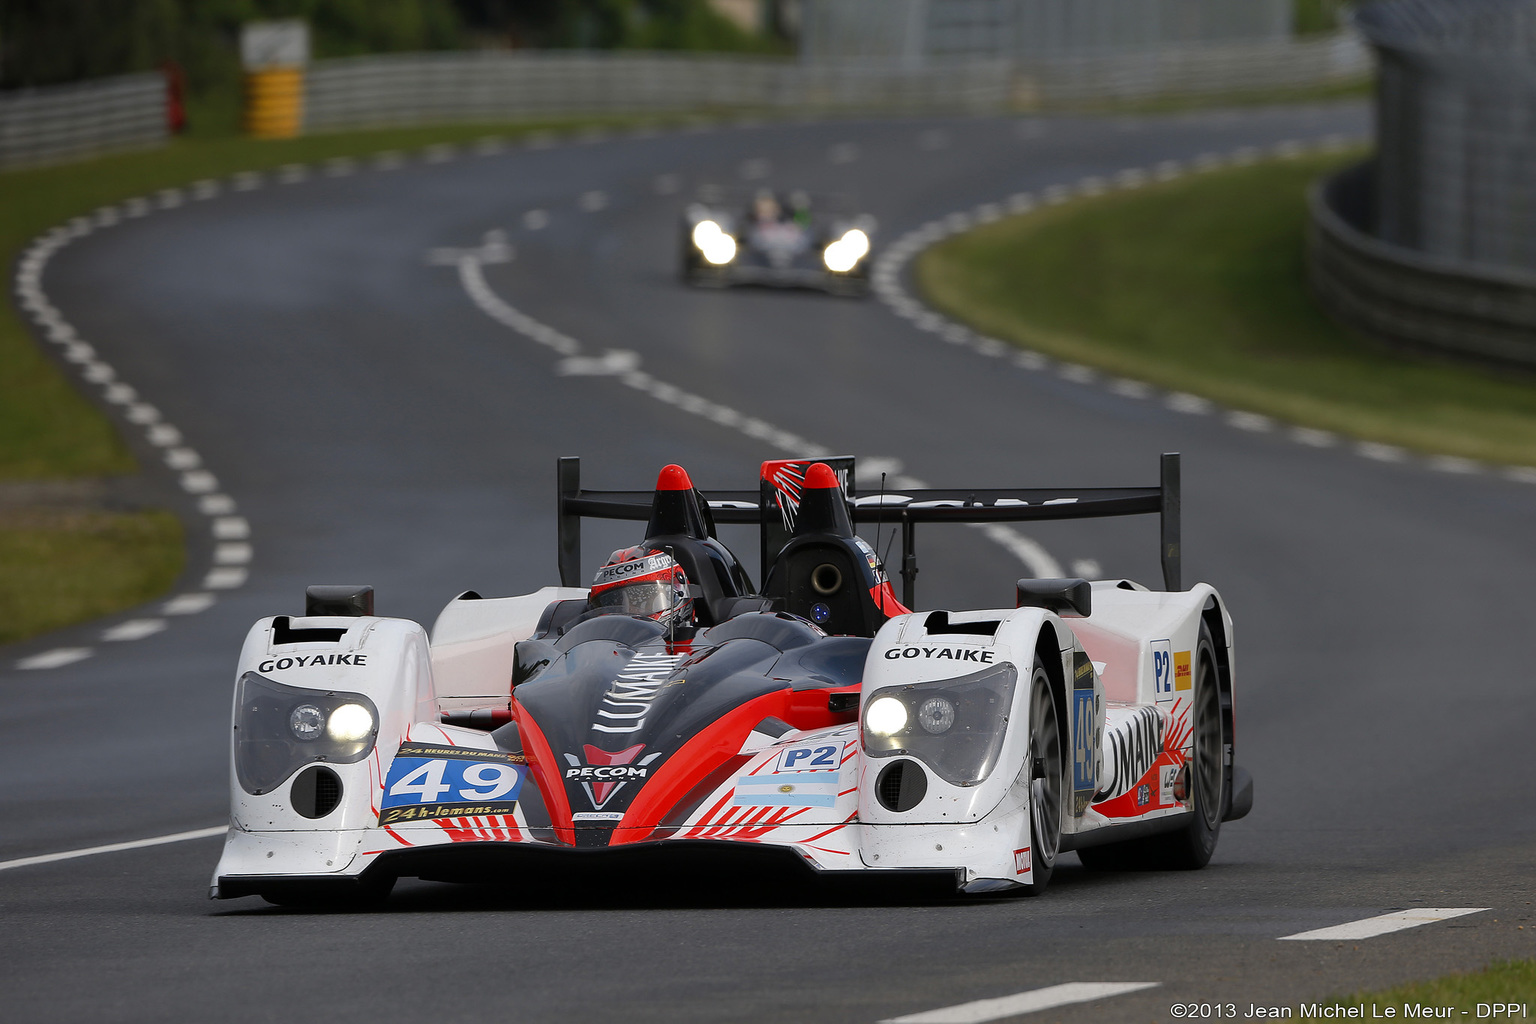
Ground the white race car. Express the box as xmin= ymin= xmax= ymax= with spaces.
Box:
xmin=211 ymin=454 xmax=1251 ymax=905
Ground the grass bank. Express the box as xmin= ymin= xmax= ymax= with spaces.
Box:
xmin=916 ymin=151 xmax=1536 ymax=467
xmin=1332 ymin=959 xmax=1536 ymax=1014
xmin=0 ymin=115 xmax=685 ymax=646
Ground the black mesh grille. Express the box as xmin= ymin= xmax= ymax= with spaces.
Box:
xmin=292 ymin=765 xmax=344 ymax=819
xmin=875 ymin=760 xmax=927 ymax=812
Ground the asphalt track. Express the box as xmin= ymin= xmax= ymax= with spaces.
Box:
xmin=4 ymin=105 xmax=1534 ymax=1022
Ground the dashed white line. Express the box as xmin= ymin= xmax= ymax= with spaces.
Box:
xmin=1227 ymin=411 xmax=1274 ymax=432
xmin=1166 ymin=392 xmax=1214 ymax=415
xmin=738 ymin=157 xmax=770 ymax=180
xmin=829 ymin=142 xmax=859 ymax=164
xmin=654 ymin=173 xmax=681 ymax=195
xmin=0 ymin=826 xmax=227 ymax=874
xmin=578 ymin=190 xmax=608 ymax=212
xmin=523 ymin=209 xmax=549 ymax=230
xmin=163 ymin=593 xmax=216 ymax=615
xmin=212 ymin=516 xmax=250 ymax=540
xmin=214 ymin=542 xmax=253 ymax=565
xmin=204 ymin=567 xmax=249 ymax=590
xmin=102 ymin=619 xmax=168 ymax=642
xmin=1290 ymin=426 xmax=1337 ymax=447
xmin=1356 ymin=441 xmax=1407 ymax=463
xmin=15 ymin=648 xmax=93 ymax=671
xmin=1278 ymin=908 xmax=1488 ymax=942
xmin=880 ymin=982 xmax=1160 ymax=1024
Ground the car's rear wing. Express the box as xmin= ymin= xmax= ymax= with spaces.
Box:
xmin=557 ymin=453 xmax=1182 ymax=607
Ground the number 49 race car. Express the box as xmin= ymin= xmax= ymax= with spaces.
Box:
xmin=211 ymin=455 xmax=1252 ymax=905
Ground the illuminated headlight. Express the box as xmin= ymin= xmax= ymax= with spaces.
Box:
xmin=860 ymin=664 xmax=1018 ymax=786
xmin=234 ymin=672 xmax=380 ymax=795
xmin=691 ymin=220 xmax=737 ymax=266
xmin=326 ymin=702 xmax=375 ymax=743
xmin=823 ymin=228 xmax=870 ymax=273
xmin=865 ymin=696 xmax=909 ymax=736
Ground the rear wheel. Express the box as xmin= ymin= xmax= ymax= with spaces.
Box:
xmin=1077 ymin=623 xmax=1225 ymax=871
xmin=1020 ymin=657 xmax=1062 ymax=896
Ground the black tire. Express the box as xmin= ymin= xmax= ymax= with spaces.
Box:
xmin=1020 ymin=656 xmax=1063 ymax=896
xmin=1077 ymin=623 xmax=1225 ymax=871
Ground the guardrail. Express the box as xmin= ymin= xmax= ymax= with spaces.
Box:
xmin=1308 ymin=161 xmax=1536 ymax=369
xmin=305 ymin=34 xmax=1370 ymax=131
xmin=0 ymin=73 xmax=168 ymax=171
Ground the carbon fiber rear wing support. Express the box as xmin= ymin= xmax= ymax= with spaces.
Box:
xmin=556 ymin=454 xmax=1183 ymax=604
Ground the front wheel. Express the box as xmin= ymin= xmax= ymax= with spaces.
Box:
xmin=1020 ymin=656 xmax=1063 ymax=896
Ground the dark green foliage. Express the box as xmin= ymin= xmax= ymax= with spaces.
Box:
xmin=1294 ymin=0 xmax=1342 ymax=35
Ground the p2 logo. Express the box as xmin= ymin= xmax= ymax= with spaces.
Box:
xmin=1151 ymin=639 xmax=1173 ymax=703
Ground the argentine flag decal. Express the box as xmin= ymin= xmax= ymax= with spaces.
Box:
xmin=733 ymin=770 xmax=841 ymax=808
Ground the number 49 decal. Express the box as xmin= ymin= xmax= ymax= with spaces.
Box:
xmin=379 ymin=742 xmax=526 ymax=826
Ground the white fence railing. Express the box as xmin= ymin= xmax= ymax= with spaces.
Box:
xmin=0 ymin=73 xmax=167 ymax=171
xmin=306 ymin=34 xmax=1371 ymax=131
xmin=0 ymin=36 xmax=1371 ymax=171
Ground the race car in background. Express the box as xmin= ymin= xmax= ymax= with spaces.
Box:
xmin=680 ymin=188 xmax=876 ymax=295
xmin=211 ymin=454 xmax=1251 ymax=906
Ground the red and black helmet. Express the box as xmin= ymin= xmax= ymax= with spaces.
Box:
xmin=589 ymin=546 xmax=695 ymax=630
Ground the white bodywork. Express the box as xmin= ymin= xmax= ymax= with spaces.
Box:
xmin=213 ymin=580 xmax=1234 ymax=895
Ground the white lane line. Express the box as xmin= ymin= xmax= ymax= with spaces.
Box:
xmin=448 ymin=249 xmax=1063 ymax=580
xmin=739 ymin=157 xmax=770 ymax=180
xmin=1278 ymin=908 xmax=1488 ymax=941
xmin=15 ymin=648 xmax=93 ymax=671
xmin=654 ymin=173 xmax=681 ymax=195
xmin=163 ymin=593 xmax=216 ymax=615
xmin=204 ymin=567 xmax=249 ymax=589
xmin=0 ymin=826 xmax=227 ymax=874
xmin=523 ymin=209 xmax=549 ymax=230
xmin=101 ymin=619 xmax=167 ymax=642
xmin=212 ymin=516 xmax=250 ymax=540
xmin=578 ymin=190 xmax=608 ymax=212
xmin=881 ymin=982 xmax=1159 ymax=1024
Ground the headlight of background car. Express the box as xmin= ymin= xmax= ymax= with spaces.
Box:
xmin=691 ymin=219 xmax=738 ymax=266
xmin=233 ymin=672 xmax=379 ymax=794
xmin=861 ymin=663 xmax=1017 ymax=786
xmin=822 ymin=228 xmax=870 ymax=273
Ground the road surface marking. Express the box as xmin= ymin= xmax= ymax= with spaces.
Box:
xmin=163 ymin=593 xmax=216 ymax=615
xmin=0 ymin=826 xmax=227 ymax=874
xmin=15 ymin=648 xmax=93 ymax=671
xmin=881 ymin=982 xmax=1159 ymax=1023
xmin=1278 ymin=908 xmax=1489 ymax=941
xmin=447 ymin=243 xmax=1066 ymax=581
xmin=102 ymin=619 xmax=167 ymax=642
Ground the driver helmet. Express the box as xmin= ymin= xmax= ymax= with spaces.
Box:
xmin=752 ymin=189 xmax=781 ymax=224
xmin=589 ymin=546 xmax=695 ymax=629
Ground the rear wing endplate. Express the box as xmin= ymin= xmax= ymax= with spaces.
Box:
xmin=557 ymin=453 xmax=1181 ymax=607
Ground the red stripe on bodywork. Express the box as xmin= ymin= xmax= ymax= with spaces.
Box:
xmin=511 ymin=698 xmax=576 ymax=844
xmin=613 ymin=689 xmax=792 ymax=844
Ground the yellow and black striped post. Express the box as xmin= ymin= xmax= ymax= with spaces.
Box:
xmin=240 ymin=20 xmax=309 ymax=139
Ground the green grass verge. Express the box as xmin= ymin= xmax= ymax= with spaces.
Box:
xmin=0 ymin=509 xmax=184 ymax=646
xmin=916 ymin=151 xmax=1536 ymax=467
xmin=0 ymin=113 xmax=694 ymax=646
xmin=1332 ymin=959 xmax=1536 ymax=1014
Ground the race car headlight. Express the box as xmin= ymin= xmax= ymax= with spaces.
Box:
xmin=861 ymin=663 xmax=1017 ymax=786
xmin=865 ymin=696 xmax=909 ymax=736
xmin=691 ymin=219 xmax=737 ymax=266
xmin=822 ymin=229 xmax=870 ymax=273
xmin=233 ymin=672 xmax=379 ymax=795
